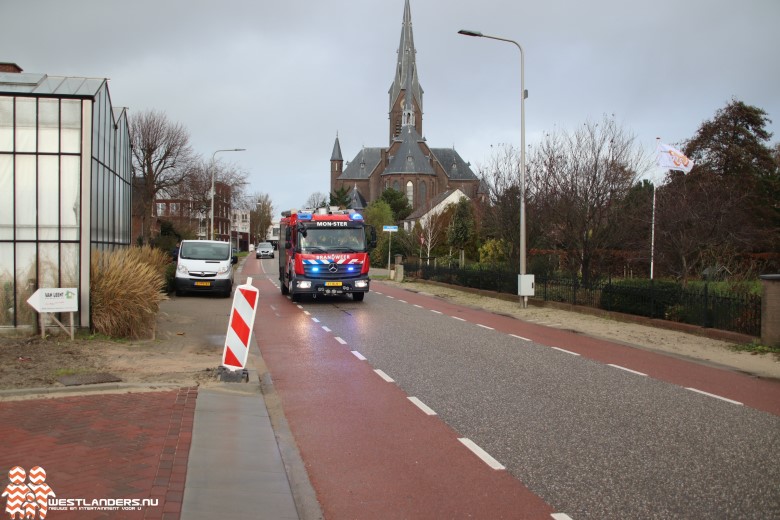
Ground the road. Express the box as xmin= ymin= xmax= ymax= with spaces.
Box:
xmin=245 ymin=256 xmax=780 ymax=519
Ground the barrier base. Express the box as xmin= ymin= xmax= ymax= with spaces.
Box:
xmin=217 ymin=366 xmax=249 ymax=383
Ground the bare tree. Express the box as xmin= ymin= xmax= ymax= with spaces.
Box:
xmin=251 ymin=193 xmax=274 ymax=243
xmin=130 ymin=110 xmax=196 ymax=244
xmin=477 ymin=144 xmax=523 ymax=269
xmin=304 ymin=192 xmax=329 ymax=209
xmin=527 ymin=115 xmax=647 ymax=282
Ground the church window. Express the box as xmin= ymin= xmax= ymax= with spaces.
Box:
xmin=393 ymin=180 xmax=400 ymax=191
xmin=419 ymin=181 xmax=427 ymax=203
xmin=406 ymin=181 xmax=413 ymax=206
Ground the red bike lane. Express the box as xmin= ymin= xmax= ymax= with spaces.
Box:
xmin=247 ymin=267 xmax=557 ymax=519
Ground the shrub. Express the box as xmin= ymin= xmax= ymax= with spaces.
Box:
xmin=599 ymin=279 xmax=683 ymax=319
xmin=90 ymin=247 xmax=168 ymax=339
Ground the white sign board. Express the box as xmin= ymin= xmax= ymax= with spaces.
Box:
xmin=27 ymin=288 xmax=79 ymax=313
xmin=383 ymin=225 xmax=398 ymax=232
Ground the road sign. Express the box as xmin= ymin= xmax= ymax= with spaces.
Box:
xmin=27 ymin=288 xmax=78 ymax=313
xmin=383 ymin=225 xmax=398 ymax=232
xmin=221 ymin=277 xmax=260 ymax=372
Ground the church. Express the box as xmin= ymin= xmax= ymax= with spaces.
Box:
xmin=329 ymin=0 xmax=481 ymax=216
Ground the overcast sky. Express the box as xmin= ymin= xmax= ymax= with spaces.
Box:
xmin=3 ymin=0 xmax=779 ymax=213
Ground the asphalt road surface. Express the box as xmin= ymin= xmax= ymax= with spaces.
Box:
xmin=247 ymin=257 xmax=780 ymax=520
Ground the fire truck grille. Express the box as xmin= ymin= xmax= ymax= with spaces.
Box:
xmin=303 ymin=262 xmax=363 ymax=279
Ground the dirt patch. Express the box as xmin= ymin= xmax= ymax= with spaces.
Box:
xmin=0 ymin=334 xmax=220 ymax=393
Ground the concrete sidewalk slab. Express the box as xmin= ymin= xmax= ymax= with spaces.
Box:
xmin=181 ymin=387 xmax=298 ymax=520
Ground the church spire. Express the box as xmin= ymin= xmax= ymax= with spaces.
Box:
xmin=389 ymin=0 xmax=423 ymax=142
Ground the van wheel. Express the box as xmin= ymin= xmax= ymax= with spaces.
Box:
xmin=353 ymin=292 xmax=365 ymax=302
xmin=281 ymin=282 xmax=289 ymax=295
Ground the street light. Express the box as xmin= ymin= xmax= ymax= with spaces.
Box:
xmin=210 ymin=148 xmax=245 ymax=240
xmin=458 ymin=29 xmax=532 ymax=307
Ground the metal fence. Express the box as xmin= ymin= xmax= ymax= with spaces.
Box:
xmin=402 ymin=262 xmax=762 ymax=337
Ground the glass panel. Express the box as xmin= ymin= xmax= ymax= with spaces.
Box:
xmin=0 ymin=242 xmax=14 ymax=326
xmin=15 ymin=242 xmax=37 ymax=328
xmin=38 ymin=242 xmax=59 ymax=288
xmin=15 ymin=155 xmax=36 ymax=240
xmin=0 ymin=97 xmax=12 ymax=152
xmin=38 ymin=98 xmax=59 ymax=153
xmin=60 ymin=243 xmax=78 ymax=287
xmin=61 ymin=156 xmax=80 ymax=240
xmin=38 ymin=156 xmax=59 ymax=240
xmin=15 ymin=98 xmax=36 ymax=152
xmin=61 ymin=99 xmax=81 ymax=153
xmin=406 ymin=180 xmax=413 ymax=206
xmin=0 ymin=155 xmax=12 ymax=240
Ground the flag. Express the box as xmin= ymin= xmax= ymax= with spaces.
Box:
xmin=656 ymin=142 xmax=694 ymax=173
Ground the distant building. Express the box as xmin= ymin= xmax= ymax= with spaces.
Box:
xmin=330 ymin=0 xmax=482 ymax=216
xmin=0 ymin=63 xmax=131 ymax=330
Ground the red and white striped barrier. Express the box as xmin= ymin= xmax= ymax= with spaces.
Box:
xmin=221 ymin=277 xmax=259 ymax=371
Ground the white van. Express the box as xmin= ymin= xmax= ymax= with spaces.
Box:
xmin=174 ymin=240 xmax=237 ymax=297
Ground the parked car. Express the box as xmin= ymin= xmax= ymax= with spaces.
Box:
xmin=256 ymin=242 xmax=274 ymax=259
xmin=175 ymin=240 xmax=237 ymax=297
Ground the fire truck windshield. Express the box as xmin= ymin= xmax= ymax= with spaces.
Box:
xmin=299 ymin=227 xmax=365 ymax=253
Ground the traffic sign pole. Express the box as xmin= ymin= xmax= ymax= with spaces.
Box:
xmin=382 ymin=226 xmax=398 ymax=272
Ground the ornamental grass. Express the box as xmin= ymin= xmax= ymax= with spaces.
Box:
xmin=90 ymin=246 xmax=168 ymax=339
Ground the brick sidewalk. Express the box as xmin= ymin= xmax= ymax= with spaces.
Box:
xmin=0 ymin=388 xmax=197 ymax=520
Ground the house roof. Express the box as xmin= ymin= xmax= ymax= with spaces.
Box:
xmin=405 ymin=188 xmax=468 ymax=220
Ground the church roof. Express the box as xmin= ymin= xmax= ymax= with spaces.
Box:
xmin=429 ymin=147 xmax=477 ymax=181
xmin=348 ymin=185 xmax=367 ymax=210
xmin=383 ymin=125 xmax=435 ymax=175
xmin=331 ymin=135 xmax=343 ymax=161
xmin=339 ymin=147 xmax=382 ymax=180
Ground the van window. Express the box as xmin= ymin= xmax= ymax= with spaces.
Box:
xmin=180 ymin=242 xmax=231 ymax=260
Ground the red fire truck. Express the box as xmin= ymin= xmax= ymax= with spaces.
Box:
xmin=278 ymin=208 xmax=377 ymax=302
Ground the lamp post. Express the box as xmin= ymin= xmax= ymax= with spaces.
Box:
xmin=210 ymin=148 xmax=245 ymax=240
xmin=458 ymin=29 xmax=531 ymax=308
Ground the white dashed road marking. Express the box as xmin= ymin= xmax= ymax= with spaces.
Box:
xmin=457 ymin=438 xmax=505 ymax=470
xmin=408 ymin=397 xmax=437 ymax=415
xmin=374 ymin=369 xmax=395 ymax=383
xmin=351 ymin=351 xmax=367 ymax=361
xmin=685 ymin=387 xmax=743 ymax=406
xmin=608 ymin=364 xmax=647 ymax=377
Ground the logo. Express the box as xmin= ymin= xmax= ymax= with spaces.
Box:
xmin=2 ymin=466 xmax=55 ymax=520
xmin=328 ymin=263 xmax=339 ymax=273
xmin=3 ymin=467 xmax=158 ymax=517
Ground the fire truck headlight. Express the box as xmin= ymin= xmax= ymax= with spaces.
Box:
xmin=354 ymin=280 xmax=368 ymax=288
xmin=297 ymin=281 xmax=312 ymax=289
xmin=312 ymin=266 xmax=320 ymax=272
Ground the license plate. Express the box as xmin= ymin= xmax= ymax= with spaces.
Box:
xmin=194 ymin=281 xmax=211 ymax=287
xmin=325 ymin=281 xmax=343 ymax=287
